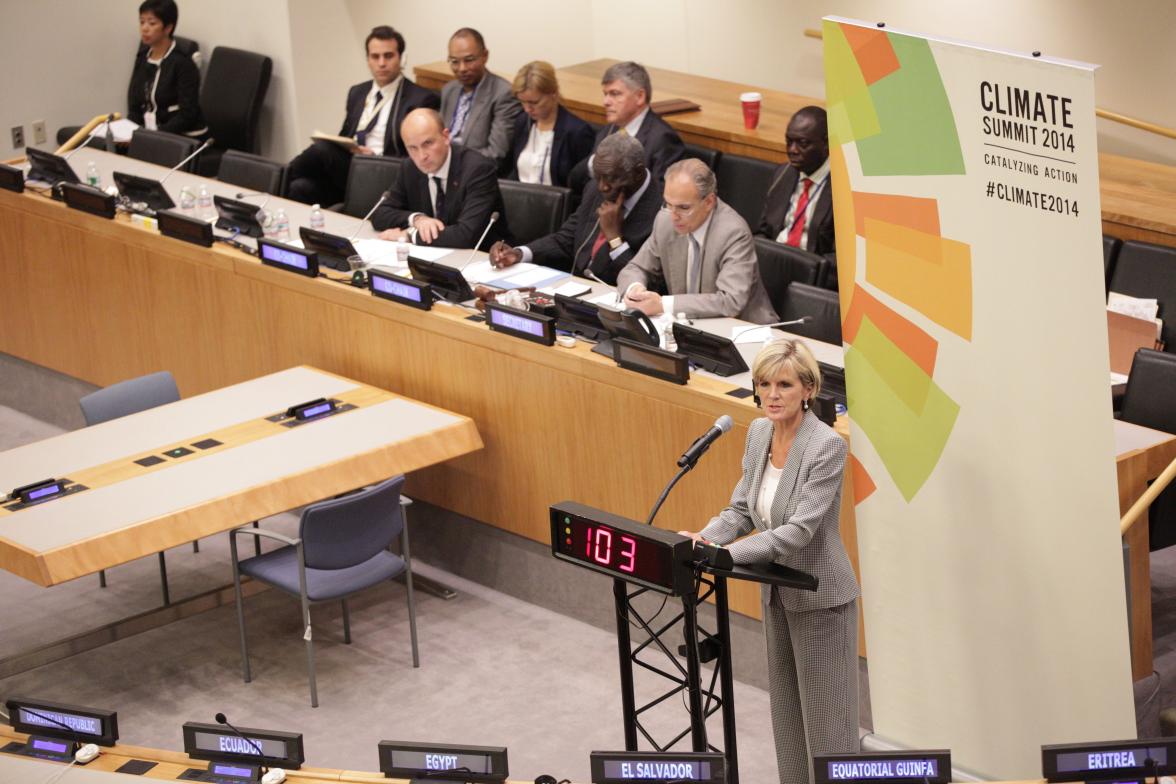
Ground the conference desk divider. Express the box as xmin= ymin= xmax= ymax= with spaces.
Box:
xmin=2 ymin=149 xmax=1173 ymax=680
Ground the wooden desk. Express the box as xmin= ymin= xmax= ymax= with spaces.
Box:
xmin=415 ymin=58 xmax=817 ymax=162
xmin=1 ymin=152 xmax=1169 ymax=680
xmin=416 ymin=60 xmax=1176 ymax=247
xmin=0 ymin=367 xmax=481 ymax=587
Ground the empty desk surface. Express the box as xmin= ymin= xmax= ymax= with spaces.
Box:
xmin=0 ymin=366 xmax=482 ymax=586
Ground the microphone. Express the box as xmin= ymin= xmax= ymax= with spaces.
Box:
xmin=104 ymin=112 xmax=116 ymax=153
xmin=570 ymin=217 xmax=601 ymax=276
xmin=158 ymin=138 xmax=213 ymax=184
xmin=347 ymin=190 xmax=391 ymax=241
xmin=677 ymin=415 xmax=733 ymax=469
xmin=458 ymin=210 xmax=500 ymax=272
xmin=730 ymin=317 xmax=811 ymax=342
xmin=234 ymin=190 xmax=272 ymax=216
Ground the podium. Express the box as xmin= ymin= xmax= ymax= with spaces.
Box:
xmin=551 ymin=502 xmax=818 ymax=784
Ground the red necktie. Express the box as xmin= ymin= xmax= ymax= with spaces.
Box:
xmin=590 ymin=230 xmax=608 ymax=258
xmin=785 ymin=178 xmax=813 ymax=247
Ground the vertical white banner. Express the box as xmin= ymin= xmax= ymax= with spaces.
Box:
xmin=823 ymin=17 xmax=1133 ymax=778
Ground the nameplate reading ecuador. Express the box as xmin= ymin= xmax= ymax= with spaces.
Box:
xmin=485 ymin=302 xmax=555 ymax=346
xmin=257 ymin=238 xmax=319 ymax=278
xmin=182 ymin=722 xmax=304 ymax=770
xmin=590 ymin=750 xmax=725 ymax=783
xmin=814 ymin=750 xmax=951 ymax=784
xmin=370 ymin=268 xmax=433 ymax=310
xmin=1043 ymin=739 xmax=1174 ymax=782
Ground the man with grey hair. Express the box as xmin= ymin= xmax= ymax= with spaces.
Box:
xmin=488 ymin=134 xmax=661 ymax=284
xmin=579 ymin=61 xmax=685 ymax=187
xmin=617 ymin=158 xmax=777 ymax=323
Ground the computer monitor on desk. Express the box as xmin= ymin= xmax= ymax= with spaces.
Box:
xmin=113 ymin=171 xmax=175 ymax=212
xmin=25 ymin=148 xmax=80 ymax=189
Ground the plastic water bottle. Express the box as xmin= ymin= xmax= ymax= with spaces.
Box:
xmin=309 ymin=204 xmax=325 ymax=230
xmin=179 ymin=186 xmax=195 ymax=212
xmin=196 ymin=184 xmax=213 ymax=217
xmin=86 ymin=162 xmax=100 ymax=188
xmin=274 ymin=208 xmax=290 ymax=241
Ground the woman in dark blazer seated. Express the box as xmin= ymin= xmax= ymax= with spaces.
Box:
xmin=127 ymin=0 xmax=205 ymax=136
xmin=681 ymin=338 xmax=859 ymax=784
xmin=504 ymin=61 xmax=594 ymax=187
xmin=56 ymin=0 xmax=205 ymax=146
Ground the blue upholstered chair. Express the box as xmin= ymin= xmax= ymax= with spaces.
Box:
xmin=79 ymin=371 xmax=182 ymax=602
xmin=230 ymin=475 xmax=419 ymax=707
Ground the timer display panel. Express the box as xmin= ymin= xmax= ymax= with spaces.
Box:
xmin=549 ymin=502 xmax=695 ymax=596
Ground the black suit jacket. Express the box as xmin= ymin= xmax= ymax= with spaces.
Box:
xmin=371 ymin=144 xmax=513 ymax=248
xmin=126 ymin=45 xmax=204 ymax=134
xmin=756 ymin=163 xmax=836 ymax=256
xmin=526 ymin=175 xmax=661 ymax=285
xmin=340 ymin=78 xmax=440 ymax=157
xmin=594 ymin=110 xmax=686 ymax=183
xmin=504 ymin=106 xmax=594 ymax=188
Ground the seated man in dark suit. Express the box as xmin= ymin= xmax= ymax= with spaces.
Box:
xmin=593 ymin=61 xmax=685 ymax=183
xmin=286 ymin=26 xmax=439 ymax=206
xmin=618 ymin=158 xmax=777 ymax=323
xmin=487 ymin=134 xmax=660 ymax=285
xmin=373 ymin=108 xmax=512 ymax=248
xmin=756 ymin=106 xmax=835 ymax=256
xmin=439 ymin=27 xmax=522 ymax=173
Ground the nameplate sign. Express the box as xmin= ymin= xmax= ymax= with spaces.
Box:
xmin=1043 ymin=739 xmax=1174 ymax=782
xmin=814 ymin=751 xmax=951 ymax=784
xmin=370 ymin=268 xmax=433 ymax=310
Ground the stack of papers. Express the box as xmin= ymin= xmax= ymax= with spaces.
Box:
xmin=462 ymin=260 xmax=569 ymax=290
xmin=1108 ymin=291 xmax=1162 ymax=339
xmin=88 ymin=119 xmax=140 ymax=143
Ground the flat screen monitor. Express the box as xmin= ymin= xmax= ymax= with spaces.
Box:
xmin=113 ymin=170 xmax=175 ymax=211
xmin=299 ymin=226 xmax=358 ymax=271
xmin=408 ymin=256 xmax=474 ymax=303
xmin=214 ymin=195 xmax=265 ymax=238
xmin=26 ymin=148 xmax=81 ymax=187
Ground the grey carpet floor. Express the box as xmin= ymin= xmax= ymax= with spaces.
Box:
xmin=0 ymin=405 xmax=784 ymax=783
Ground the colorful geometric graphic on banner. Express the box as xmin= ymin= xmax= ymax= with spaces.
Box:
xmin=824 ymin=19 xmax=973 ymax=503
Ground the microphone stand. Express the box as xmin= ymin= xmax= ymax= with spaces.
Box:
xmin=645 ymin=461 xmax=695 ymax=526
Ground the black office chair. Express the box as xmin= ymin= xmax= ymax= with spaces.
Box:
xmin=342 ymin=155 xmax=402 ymax=218
xmin=231 ymin=476 xmax=419 ymax=707
xmin=499 ymin=180 xmax=571 ymax=245
xmin=127 ymin=129 xmax=201 ymax=171
xmin=196 ymin=46 xmax=273 ymax=177
xmin=684 ymin=143 xmax=722 ymax=173
xmin=1120 ymin=349 xmax=1176 ymax=550
xmin=778 ymin=282 xmax=842 ymax=346
xmin=1103 ymin=235 xmax=1123 ymax=292
xmin=754 ymin=237 xmax=821 ymax=320
xmin=716 ymin=152 xmax=777 ymax=229
xmin=1108 ymin=240 xmax=1176 ymax=353
xmin=217 ymin=150 xmax=286 ymax=196
xmin=136 ymin=35 xmax=200 ymax=67
xmin=817 ymin=253 xmax=839 ymax=292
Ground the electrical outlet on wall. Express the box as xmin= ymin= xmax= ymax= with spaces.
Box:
xmin=32 ymin=120 xmax=46 ymax=145
xmin=11 ymin=126 xmax=24 ymax=149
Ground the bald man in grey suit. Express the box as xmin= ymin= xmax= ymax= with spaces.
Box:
xmin=617 ymin=158 xmax=777 ymax=324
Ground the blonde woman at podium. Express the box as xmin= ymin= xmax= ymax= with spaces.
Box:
xmin=680 ymin=338 xmax=860 ymax=784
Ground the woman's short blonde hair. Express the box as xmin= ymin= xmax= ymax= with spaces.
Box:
xmin=512 ymin=61 xmax=559 ymax=96
xmin=752 ymin=338 xmax=822 ymax=398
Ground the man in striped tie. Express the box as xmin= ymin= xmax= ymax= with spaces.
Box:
xmin=755 ymin=107 xmax=835 ymax=257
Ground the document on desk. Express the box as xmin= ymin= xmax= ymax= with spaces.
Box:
xmin=352 ymin=238 xmax=400 ymax=262
xmin=463 ymin=260 xmax=568 ymax=290
xmin=589 ymin=291 xmax=624 ymax=310
xmin=406 ymin=245 xmax=453 ymax=262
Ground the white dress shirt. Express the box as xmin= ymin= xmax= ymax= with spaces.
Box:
xmin=359 ymin=76 xmax=403 ymax=157
xmin=516 ymin=125 xmax=554 ymax=185
xmin=407 ymin=148 xmax=453 ymax=238
xmin=623 ymin=107 xmax=650 ymax=137
xmin=660 ymin=208 xmax=715 ymax=317
xmin=776 ymin=157 xmax=830 ymax=248
xmin=756 ymin=453 xmax=784 ymax=524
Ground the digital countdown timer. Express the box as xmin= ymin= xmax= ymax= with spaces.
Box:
xmin=549 ymin=502 xmax=696 ymax=596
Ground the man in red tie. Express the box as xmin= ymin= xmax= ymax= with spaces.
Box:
xmin=488 ymin=133 xmax=661 ymax=285
xmin=755 ymin=107 xmax=835 ymax=256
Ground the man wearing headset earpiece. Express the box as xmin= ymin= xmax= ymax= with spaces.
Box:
xmin=286 ymin=25 xmax=439 ymax=206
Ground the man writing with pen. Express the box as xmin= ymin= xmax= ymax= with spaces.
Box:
xmin=488 ymin=134 xmax=660 ymax=285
